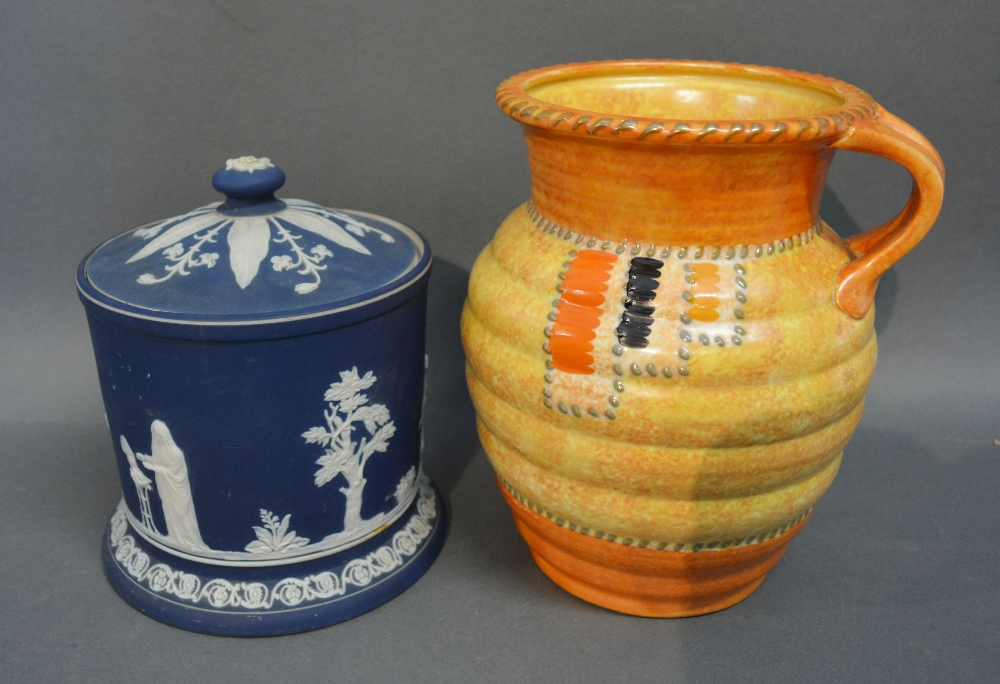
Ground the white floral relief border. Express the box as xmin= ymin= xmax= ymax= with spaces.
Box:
xmin=107 ymin=476 xmax=438 ymax=611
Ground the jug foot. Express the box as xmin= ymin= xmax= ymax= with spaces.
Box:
xmin=499 ymin=479 xmax=809 ymax=617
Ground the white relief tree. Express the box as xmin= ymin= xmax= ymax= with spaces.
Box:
xmin=303 ymin=368 xmax=396 ymax=534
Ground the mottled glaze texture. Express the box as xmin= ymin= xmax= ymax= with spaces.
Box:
xmin=463 ymin=60 xmax=943 ymax=616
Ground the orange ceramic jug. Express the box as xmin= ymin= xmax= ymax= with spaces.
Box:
xmin=462 ymin=60 xmax=944 ymax=617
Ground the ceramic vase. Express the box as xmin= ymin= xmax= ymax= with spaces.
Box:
xmin=462 ymin=60 xmax=944 ymax=616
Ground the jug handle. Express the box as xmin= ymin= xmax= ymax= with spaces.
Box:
xmin=830 ymin=106 xmax=945 ymax=318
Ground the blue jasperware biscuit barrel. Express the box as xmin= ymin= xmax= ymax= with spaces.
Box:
xmin=77 ymin=156 xmax=446 ymax=636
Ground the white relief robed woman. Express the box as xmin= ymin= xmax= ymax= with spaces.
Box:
xmin=133 ymin=420 xmax=208 ymax=552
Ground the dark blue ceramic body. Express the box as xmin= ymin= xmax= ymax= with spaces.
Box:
xmin=77 ymin=159 xmax=445 ymax=636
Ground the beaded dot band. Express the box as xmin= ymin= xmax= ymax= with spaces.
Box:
xmin=526 ymin=202 xmax=819 ymax=260
xmin=501 ymin=477 xmax=812 ymax=552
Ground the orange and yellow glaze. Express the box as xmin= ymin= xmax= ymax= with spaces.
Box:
xmin=463 ymin=59 xmax=943 ymax=616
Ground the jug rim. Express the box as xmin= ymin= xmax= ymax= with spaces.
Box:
xmin=496 ymin=59 xmax=877 ymax=145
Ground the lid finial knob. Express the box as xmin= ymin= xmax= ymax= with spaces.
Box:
xmin=212 ymin=156 xmax=286 ymax=216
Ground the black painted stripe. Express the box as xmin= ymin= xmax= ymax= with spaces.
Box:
xmin=618 ymin=257 xmax=663 ymax=349
xmin=621 ymin=312 xmax=654 ymax=326
xmin=625 ymin=287 xmax=656 ymax=303
xmin=618 ymin=334 xmax=649 ymax=349
xmin=624 ymin=301 xmax=654 ymax=316
xmin=617 ymin=321 xmax=651 ymax=338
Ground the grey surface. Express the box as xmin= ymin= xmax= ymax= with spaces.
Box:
xmin=1 ymin=1 xmax=998 ymax=682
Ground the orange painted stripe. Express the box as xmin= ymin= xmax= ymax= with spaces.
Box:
xmin=551 ymin=323 xmax=598 ymax=342
xmin=561 ymin=290 xmax=605 ymax=307
xmin=549 ymin=250 xmax=616 ymax=375
xmin=555 ymin=301 xmax=603 ymax=327
xmin=562 ymin=272 xmax=611 ymax=292
xmin=573 ymin=250 xmax=618 ymax=266
xmin=685 ymin=264 xmax=723 ymax=322
xmin=548 ymin=335 xmax=594 ymax=353
xmin=547 ymin=336 xmax=595 ymax=374
xmin=570 ymin=259 xmax=615 ymax=273
xmin=687 ymin=306 xmax=721 ymax=322
xmin=690 ymin=284 xmax=721 ymax=296
xmin=690 ymin=295 xmax=720 ymax=308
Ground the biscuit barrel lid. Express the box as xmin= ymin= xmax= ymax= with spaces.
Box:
xmin=78 ymin=156 xmax=431 ymax=339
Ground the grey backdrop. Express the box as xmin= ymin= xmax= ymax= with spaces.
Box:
xmin=2 ymin=1 xmax=998 ymax=682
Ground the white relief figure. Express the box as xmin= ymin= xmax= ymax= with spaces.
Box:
xmin=245 ymin=510 xmax=310 ymax=554
xmin=106 ymin=475 xmax=438 ymax=609
xmin=119 ymin=435 xmax=159 ymax=535
xmin=303 ymin=368 xmax=397 ymax=537
xmin=111 ymin=403 xmax=419 ymax=565
xmin=132 ymin=420 xmax=209 ymax=552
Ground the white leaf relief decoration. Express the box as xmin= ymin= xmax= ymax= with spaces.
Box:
xmin=245 ymin=510 xmax=310 ymax=554
xmin=394 ymin=466 xmax=417 ymax=504
xmin=136 ymin=226 xmax=224 ymax=285
xmin=282 ymin=208 xmax=371 ymax=255
xmin=227 ymin=217 xmax=271 ymax=289
xmin=133 ymin=203 xmax=221 ymax=240
xmin=285 ymin=200 xmax=395 ymax=243
xmin=129 ymin=211 xmax=228 ymax=263
xmin=270 ymin=220 xmax=333 ymax=294
xmin=128 ymin=200 xmax=391 ymax=292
